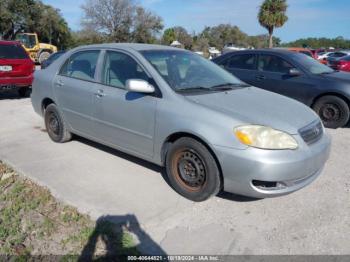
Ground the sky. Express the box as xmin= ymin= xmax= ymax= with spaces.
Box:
xmin=42 ymin=0 xmax=350 ymax=42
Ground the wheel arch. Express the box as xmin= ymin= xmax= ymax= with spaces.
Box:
xmin=41 ymin=97 xmax=55 ymax=114
xmin=311 ymin=92 xmax=350 ymax=109
xmin=161 ymin=132 xmax=224 ymax=187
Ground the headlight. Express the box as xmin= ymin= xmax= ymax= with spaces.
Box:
xmin=234 ymin=125 xmax=298 ymax=150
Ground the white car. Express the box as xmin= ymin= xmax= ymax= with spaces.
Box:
xmin=319 ymin=51 xmax=350 ymax=61
xmin=317 ymin=52 xmax=333 ymax=60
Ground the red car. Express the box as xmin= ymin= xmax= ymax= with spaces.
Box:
xmin=0 ymin=40 xmax=35 ymax=97
xmin=329 ymin=55 xmax=350 ymax=72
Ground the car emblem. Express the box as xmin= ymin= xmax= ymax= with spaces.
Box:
xmin=312 ymin=126 xmax=320 ymax=136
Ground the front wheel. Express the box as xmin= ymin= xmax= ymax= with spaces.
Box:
xmin=313 ymin=96 xmax=350 ymax=128
xmin=165 ymin=137 xmax=221 ymax=202
xmin=44 ymin=104 xmax=72 ymax=143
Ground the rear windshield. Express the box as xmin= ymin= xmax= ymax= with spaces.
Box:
xmin=0 ymin=44 xmax=28 ymax=59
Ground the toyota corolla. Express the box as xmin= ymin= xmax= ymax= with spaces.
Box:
xmin=31 ymin=44 xmax=331 ymax=201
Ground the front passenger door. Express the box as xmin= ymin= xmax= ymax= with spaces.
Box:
xmin=255 ymin=54 xmax=314 ymax=103
xmin=92 ymin=50 xmax=158 ymax=157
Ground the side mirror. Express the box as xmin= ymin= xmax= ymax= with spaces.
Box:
xmin=126 ymin=79 xmax=155 ymax=94
xmin=289 ymin=68 xmax=302 ymax=76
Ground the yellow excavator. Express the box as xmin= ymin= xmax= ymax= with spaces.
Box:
xmin=15 ymin=33 xmax=57 ymax=64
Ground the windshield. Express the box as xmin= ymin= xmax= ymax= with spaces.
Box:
xmin=15 ymin=34 xmax=36 ymax=49
xmin=293 ymin=53 xmax=334 ymax=74
xmin=141 ymin=50 xmax=246 ymax=92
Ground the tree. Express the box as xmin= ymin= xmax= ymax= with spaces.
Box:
xmin=132 ymin=7 xmax=163 ymax=43
xmin=161 ymin=28 xmax=176 ymax=45
xmin=282 ymin=37 xmax=350 ymax=49
xmin=0 ymin=0 xmax=71 ymax=49
xmin=258 ymin=0 xmax=288 ymax=48
xmin=198 ymin=24 xmax=249 ymax=50
xmin=161 ymin=27 xmax=192 ymax=49
xmin=81 ymin=0 xmax=163 ymax=43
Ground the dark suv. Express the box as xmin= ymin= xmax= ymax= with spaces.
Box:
xmin=213 ymin=49 xmax=350 ymax=128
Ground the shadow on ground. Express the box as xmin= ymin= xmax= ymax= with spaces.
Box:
xmin=78 ymin=214 xmax=166 ymax=261
xmin=0 ymin=89 xmax=30 ymax=100
xmin=75 ymin=136 xmax=260 ymax=203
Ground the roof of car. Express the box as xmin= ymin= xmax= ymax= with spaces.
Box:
xmin=76 ymin=43 xmax=183 ymax=52
xmin=222 ymin=49 xmax=299 ymax=55
xmin=280 ymin=47 xmax=311 ymax=52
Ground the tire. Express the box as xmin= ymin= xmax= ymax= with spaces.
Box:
xmin=38 ymin=51 xmax=51 ymax=64
xmin=44 ymin=104 xmax=72 ymax=143
xmin=313 ymin=95 xmax=350 ymax=129
xmin=18 ymin=87 xmax=29 ymax=97
xmin=165 ymin=137 xmax=221 ymax=202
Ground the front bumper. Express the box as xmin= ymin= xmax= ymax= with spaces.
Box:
xmin=214 ymin=132 xmax=331 ymax=198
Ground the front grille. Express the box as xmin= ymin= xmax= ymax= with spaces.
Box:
xmin=299 ymin=120 xmax=323 ymax=145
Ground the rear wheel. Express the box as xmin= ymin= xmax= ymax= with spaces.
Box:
xmin=165 ymin=137 xmax=221 ymax=202
xmin=44 ymin=104 xmax=72 ymax=143
xmin=38 ymin=51 xmax=51 ymax=64
xmin=313 ymin=95 xmax=350 ymax=128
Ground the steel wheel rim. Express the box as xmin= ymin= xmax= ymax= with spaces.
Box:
xmin=171 ymin=149 xmax=207 ymax=192
xmin=48 ymin=112 xmax=60 ymax=136
xmin=320 ymin=103 xmax=341 ymax=122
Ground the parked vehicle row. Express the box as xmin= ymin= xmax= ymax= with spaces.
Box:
xmin=328 ymin=55 xmax=350 ymax=72
xmin=317 ymin=50 xmax=350 ymax=65
xmin=213 ymin=49 xmax=350 ymax=129
xmin=31 ymin=44 xmax=331 ymax=202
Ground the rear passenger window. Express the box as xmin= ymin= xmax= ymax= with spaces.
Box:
xmin=226 ymin=54 xmax=256 ymax=70
xmin=102 ymin=51 xmax=149 ymax=89
xmin=258 ymin=55 xmax=294 ymax=74
xmin=60 ymin=51 xmax=100 ymax=81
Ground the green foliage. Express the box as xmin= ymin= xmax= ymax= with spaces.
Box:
xmin=0 ymin=0 xmax=71 ymax=49
xmin=258 ymin=0 xmax=288 ymax=47
xmin=162 ymin=28 xmax=176 ymax=45
xmin=282 ymin=37 xmax=350 ymax=49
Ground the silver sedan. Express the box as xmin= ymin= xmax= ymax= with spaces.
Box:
xmin=31 ymin=44 xmax=331 ymax=201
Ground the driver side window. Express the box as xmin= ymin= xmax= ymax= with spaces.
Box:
xmin=102 ymin=51 xmax=149 ymax=89
xmin=258 ymin=55 xmax=295 ymax=74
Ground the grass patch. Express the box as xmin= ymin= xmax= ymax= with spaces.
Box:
xmin=0 ymin=161 xmax=139 ymax=257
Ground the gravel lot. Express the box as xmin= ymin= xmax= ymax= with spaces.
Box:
xmin=0 ymin=93 xmax=349 ymax=255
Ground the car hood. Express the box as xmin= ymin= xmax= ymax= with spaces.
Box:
xmin=185 ymin=87 xmax=319 ymax=134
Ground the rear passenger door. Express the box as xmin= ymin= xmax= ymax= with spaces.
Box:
xmin=54 ymin=50 xmax=101 ymax=136
xmin=221 ymin=54 xmax=257 ymax=85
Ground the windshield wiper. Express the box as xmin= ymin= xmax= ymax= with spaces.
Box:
xmin=211 ymin=83 xmax=250 ymax=90
xmin=175 ymin=86 xmax=214 ymax=92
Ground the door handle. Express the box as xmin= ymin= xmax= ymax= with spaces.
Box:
xmin=56 ymin=80 xmax=64 ymax=86
xmin=94 ymin=89 xmax=106 ymax=98
xmin=256 ymin=75 xmax=266 ymax=80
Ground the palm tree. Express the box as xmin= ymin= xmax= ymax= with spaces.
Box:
xmin=258 ymin=0 xmax=288 ymax=48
